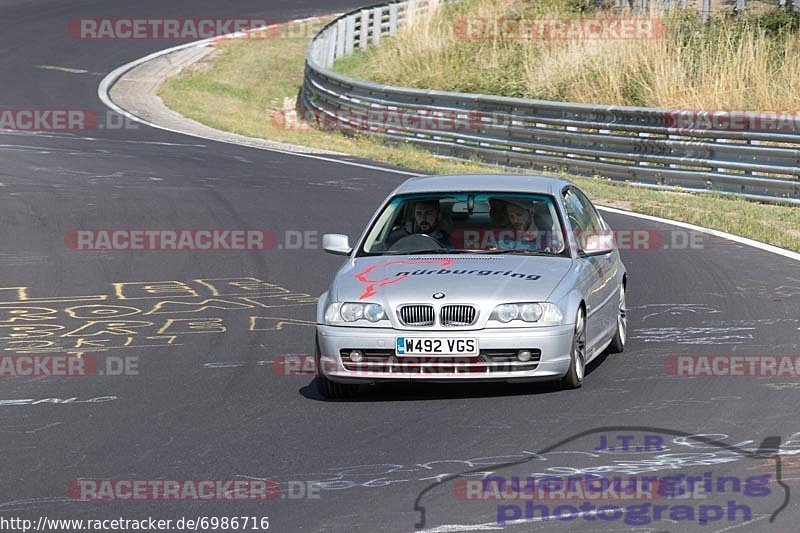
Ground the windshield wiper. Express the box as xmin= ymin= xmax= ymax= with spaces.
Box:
xmin=378 ymin=248 xmax=558 ymax=256
xmin=381 ymin=248 xmax=459 ymax=255
xmin=475 ymin=248 xmax=559 ymax=256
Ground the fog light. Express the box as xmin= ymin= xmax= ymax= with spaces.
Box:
xmin=517 ymin=350 xmax=532 ymax=362
xmin=349 ymin=350 xmax=364 ymax=363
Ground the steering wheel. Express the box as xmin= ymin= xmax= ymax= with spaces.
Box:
xmin=387 ymin=233 xmax=444 ymax=252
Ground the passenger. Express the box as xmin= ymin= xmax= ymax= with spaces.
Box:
xmin=498 ymin=199 xmax=543 ymax=250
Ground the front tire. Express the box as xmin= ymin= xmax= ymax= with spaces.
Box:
xmin=556 ymin=308 xmax=586 ymax=390
xmin=606 ymin=284 xmax=626 ymax=354
xmin=314 ymin=335 xmax=358 ymax=399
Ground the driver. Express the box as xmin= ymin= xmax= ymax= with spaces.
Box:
xmin=387 ymin=199 xmax=451 ymax=248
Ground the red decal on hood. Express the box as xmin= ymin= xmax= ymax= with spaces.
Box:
xmin=355 ymin=258 xmax=454 ymax=300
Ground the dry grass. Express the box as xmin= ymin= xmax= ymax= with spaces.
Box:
xmin=337 ymin=0 xmax=800 ymax=109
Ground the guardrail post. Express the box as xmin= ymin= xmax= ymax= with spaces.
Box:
xmin=372 ymin=7 xmax=383 ymax=44
xmin=336 ymin=18 xmax=346 ymax=58
xmin=359 ymin=9 xmax=370 ymax=49
xmin=326 ymin=29 xmax=337 ymax=68
xmin=344 ymin=15 xmax=356 ymax=55
xmin=407 ymin=0 xmax=417 ymax=27
xmin=702 ymin=0 xmax=711 ymax=20
xmin=389 ymin=4 xmax=399 ymax=35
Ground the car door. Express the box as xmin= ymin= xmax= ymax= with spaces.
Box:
xmin=583 ymin=194 xmax=623 ymax=346
xmin=562 ymin=187 xmax=618 ymax=355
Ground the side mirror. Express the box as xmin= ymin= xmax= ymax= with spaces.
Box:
xmin=581 ymin=229 xmax=616 ymax=256
xmin=322 ymin=234 xmax=352 ymax=256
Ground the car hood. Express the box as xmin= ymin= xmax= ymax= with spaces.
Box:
xmin=332 ymin=254 xmax=573 ymax=306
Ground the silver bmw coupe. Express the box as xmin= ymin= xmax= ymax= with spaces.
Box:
xmin=315 ymin=174 xmax=627 ymax=398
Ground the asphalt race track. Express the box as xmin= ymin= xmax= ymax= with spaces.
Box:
xmin=1 ymin=1 xmax=799 ymax=532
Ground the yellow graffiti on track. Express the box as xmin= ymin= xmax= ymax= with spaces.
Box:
xmin=0 ymin=277 xmax=316 ymax=355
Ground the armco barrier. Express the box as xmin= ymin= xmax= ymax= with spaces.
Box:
xmin=300 ymin=0 xmax=800 ymax=205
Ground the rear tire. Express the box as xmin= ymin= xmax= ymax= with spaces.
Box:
xmin=606 ymin=284 xmax=627 ymax=355
xmin=314 ymin=335 xmax=358 ymax=399
xmin=555 ymin=308 xmax=586 ymax=390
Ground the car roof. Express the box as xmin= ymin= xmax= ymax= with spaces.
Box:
xmin=393 ymin=174 xmax=574 ymax=196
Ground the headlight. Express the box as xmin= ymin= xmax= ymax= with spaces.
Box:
xmin=520 ymin=303 xmax=543 ymax=322
xmin=493 ymin=304 xmax=519 ymax=323
xmin=340 ymin=303 xmax=364 ymax=322
xmin=325 ymin=302 xmax=387 ymax=324
xmin=324 ymin=302 xmax=341 ymax=323
xmin=490 ymin=302 xmax=563 ymax=324
xmin=363 ymin=303 xmax=386 ymax=322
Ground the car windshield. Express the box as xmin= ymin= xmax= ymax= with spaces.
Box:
xmin=359 ymin=192 xmax=567 ymax=256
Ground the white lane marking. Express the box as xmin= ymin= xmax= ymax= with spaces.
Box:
xmin=97 ymin=18 xmax=799 ymax=259
xmin=0 ymin=129 xmax=206 ymax=148
xmin=36 ymin=64 xmax=89 ymax=74
xmin=413 ymin=525 xmax=502 ymax=532
xmin=0 ymin=497 xmax=76 ymax=512
xmin=712 ymin=514 xmax=771 ymax=532
xmin=597 ymin=206 xmax=800 ymax=262
xmin=202 ymin=362 xmax=247 ymax=368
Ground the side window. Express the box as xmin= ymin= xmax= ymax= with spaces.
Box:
xmin=563 ymin=188 xmax=603 ymax=252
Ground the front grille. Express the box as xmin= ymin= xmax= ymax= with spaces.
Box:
xmin=398 ymin=305 xmax=435 ymax=326
xmin=440 ymin=305 xmax=477 ymax=326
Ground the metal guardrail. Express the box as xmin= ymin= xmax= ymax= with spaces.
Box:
xmin=301 ymin=0 xmax=800 ymax=205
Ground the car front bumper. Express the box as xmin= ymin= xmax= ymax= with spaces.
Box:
xmin=316 ymin=324 xmax=574 ymax=383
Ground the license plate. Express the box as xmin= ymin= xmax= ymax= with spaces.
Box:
xmin=395 ymin=337 xmax=478 ymax=356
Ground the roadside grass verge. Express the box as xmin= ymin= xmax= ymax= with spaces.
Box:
xmin=159 ymin=19 xmax=800 ymax=252
xmin=335 ymin=0 xmax=800 ymax=109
